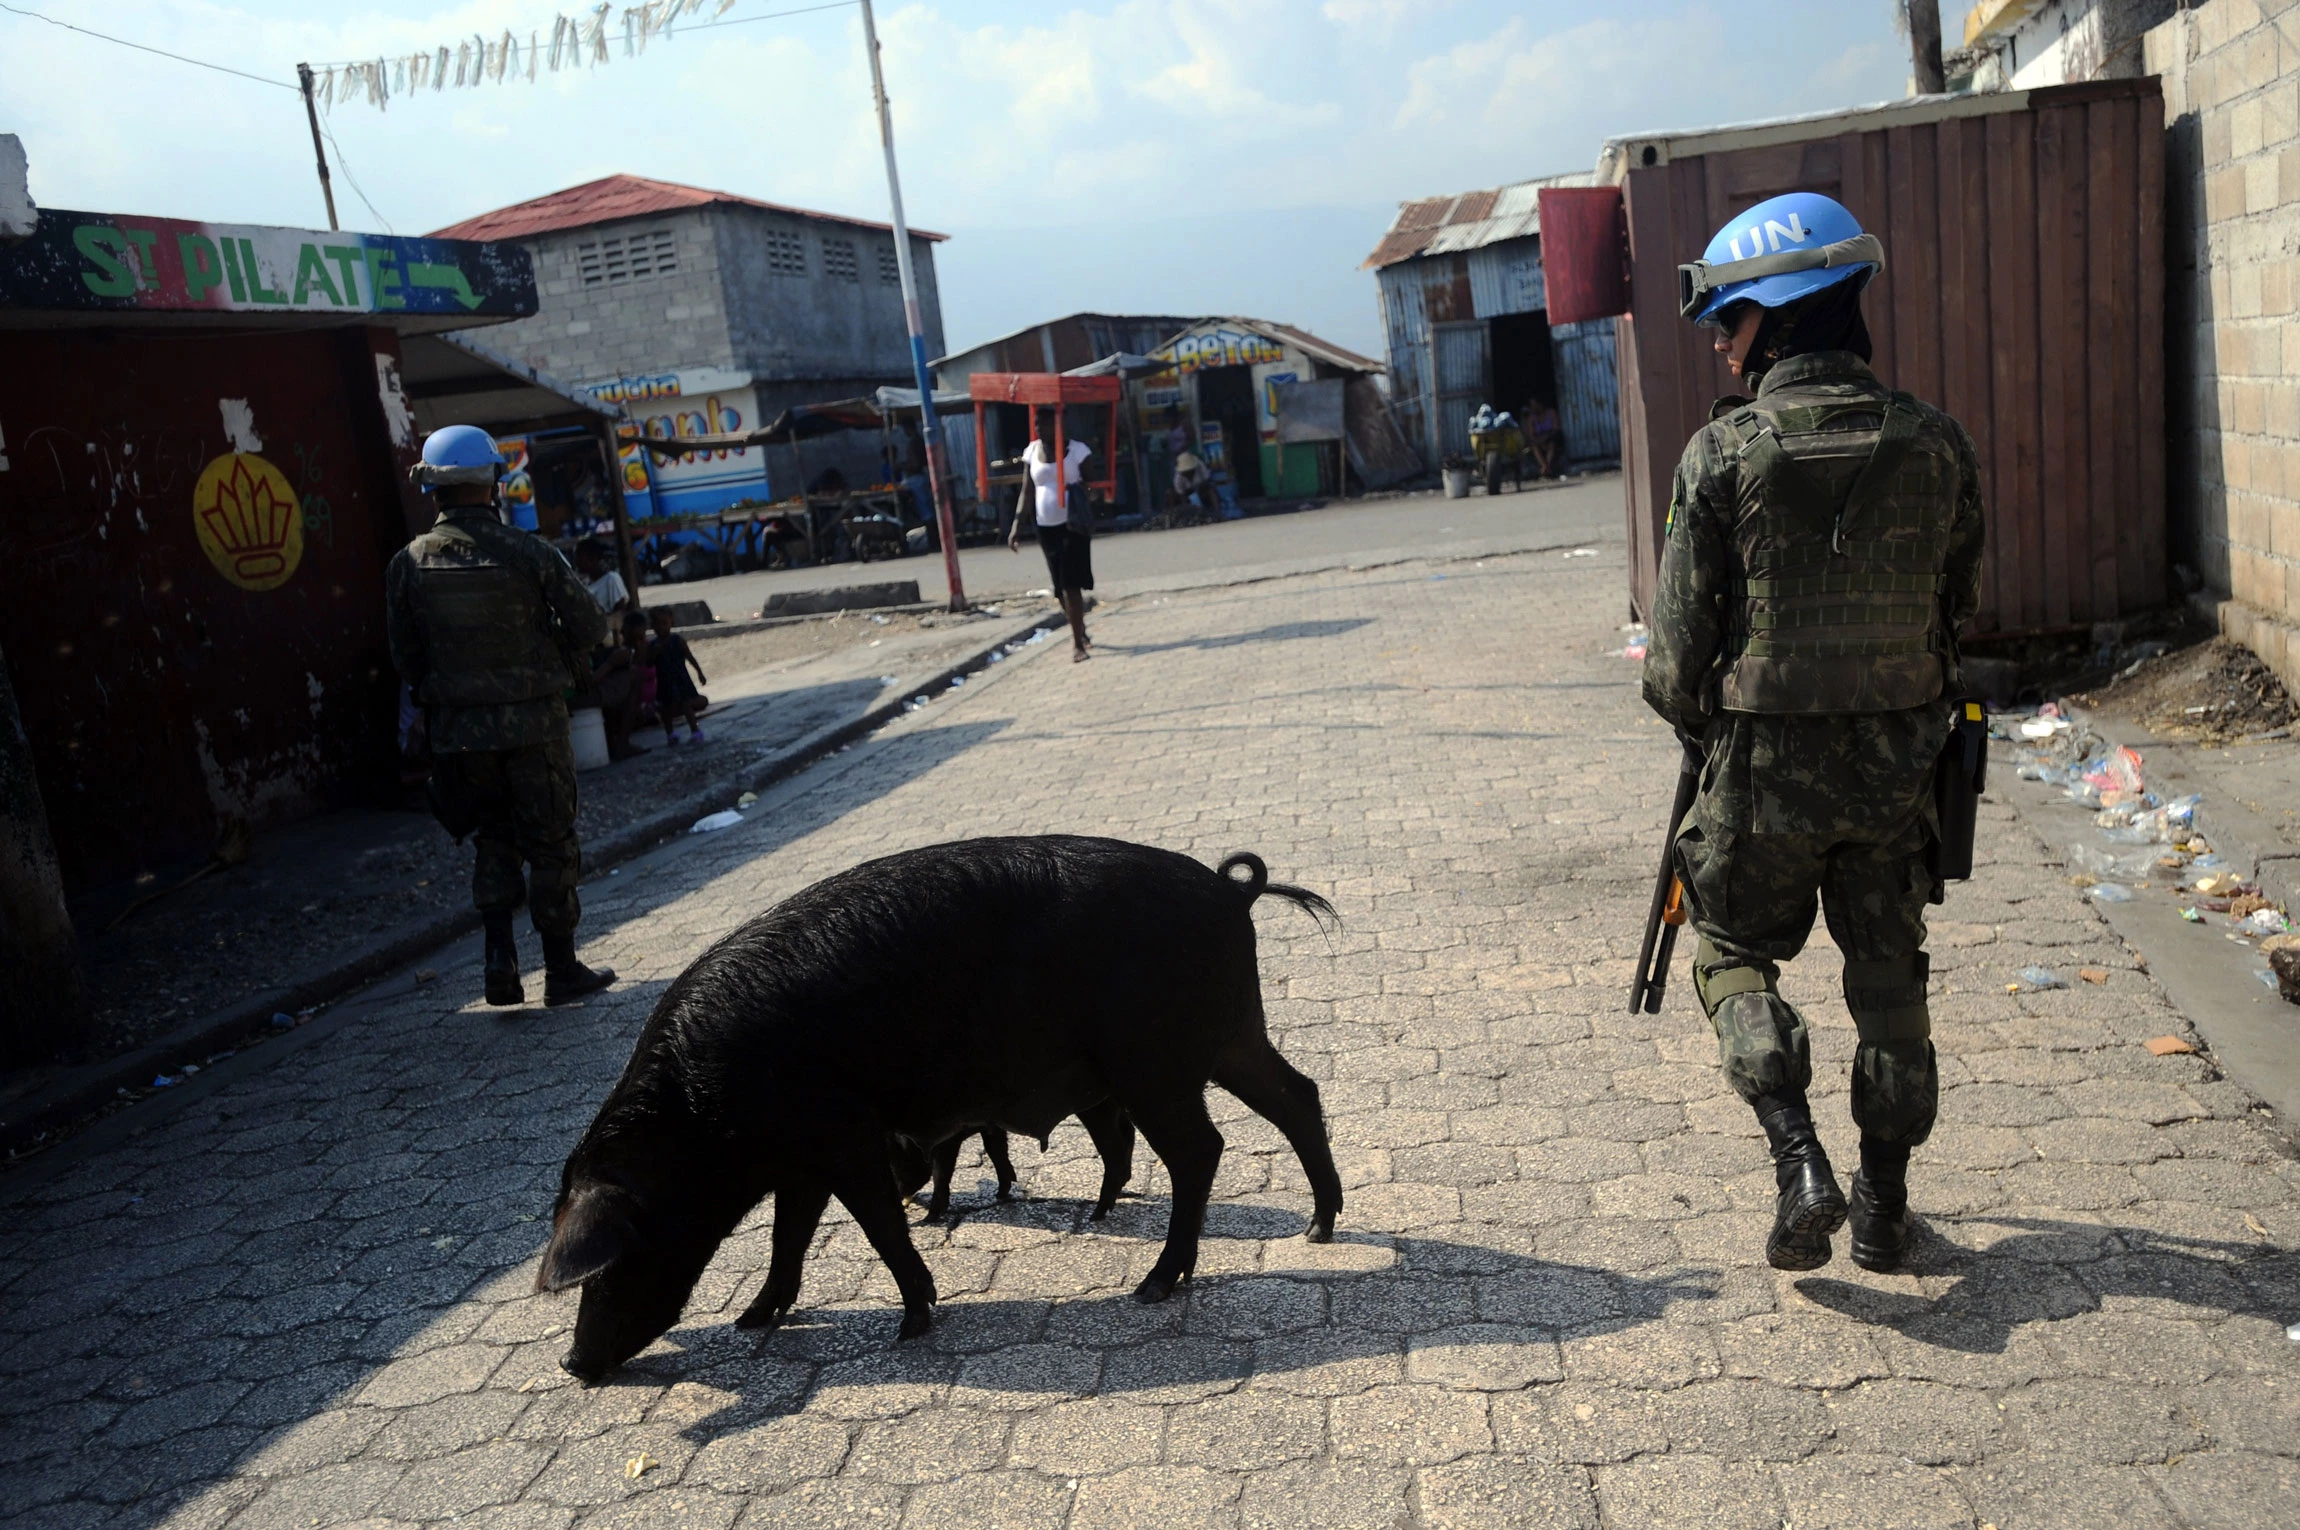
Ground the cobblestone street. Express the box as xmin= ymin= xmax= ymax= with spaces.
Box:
xmin=4 ymin=547 xmax=2297 ymax=1530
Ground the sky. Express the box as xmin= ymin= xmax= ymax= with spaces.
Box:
xmin=1 ymin=1 xmax=1978 ymax=360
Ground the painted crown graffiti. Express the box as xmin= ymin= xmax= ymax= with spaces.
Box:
xmin=193 ymin=452 xmax=305 ymax=592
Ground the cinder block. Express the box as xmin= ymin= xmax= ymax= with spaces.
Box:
xmin=2266 ymin=79 xmax=2300 ymax=147
xmin=2241 ymin=21 xmax=2284 ymax=93
xmin=2271 ymin=495 xmax=2300 ymax=558
xmin=2234 ymin=95 xmax=2267 ymax=157
xmin=2247 ymin=154 xmax=2283 ymax=213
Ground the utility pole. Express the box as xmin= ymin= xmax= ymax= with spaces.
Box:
xmin=297 ymin=64 xmax=340 ymax=232
xmin=1905 ymin=1 xmax=1946 ymax=95
xmin=859 ymin=0 xmax=965 ymax=611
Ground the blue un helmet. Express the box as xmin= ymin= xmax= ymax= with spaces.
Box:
xmin=409 ymin=424 xmax=506 ymax=492
xmin=1678 ymin=192 xmax=1884 ymax=327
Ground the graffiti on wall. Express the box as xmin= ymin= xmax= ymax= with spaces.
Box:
xmin=192 ymin=452 xmax=305 ymax=591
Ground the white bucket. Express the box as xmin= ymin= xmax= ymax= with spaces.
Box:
xmin=1441 ymin=466 xmax=1471 ymax=499
xmin=568 ymin=706 xmax=612 ymax=772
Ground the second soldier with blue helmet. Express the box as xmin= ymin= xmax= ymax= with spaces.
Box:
xmin=1645 ymin=193 xmax=1986 ymax=1272
xmin=385 ymin=425 xmax=618 ymax=1010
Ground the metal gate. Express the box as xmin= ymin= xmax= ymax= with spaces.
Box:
xmin=1430 ymin=320 xmax=1489 ymax=460
xmin=1550 ymin=319 xmax=1620 ymax=463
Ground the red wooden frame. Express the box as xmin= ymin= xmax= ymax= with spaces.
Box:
xmin=967 ymin=372 xmax=1122 ymax=506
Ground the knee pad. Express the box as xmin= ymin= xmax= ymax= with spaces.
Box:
xmin=1710 ymin=989 xmax=1814 ymax=1104
xmin=1851 ymin=1037 xmax=1938 ymax=1147
xmin=1693 ymin=935 xmax=1780 ymax=1018
xmin=1843 ymin=952 xmax=1931 ymax=1044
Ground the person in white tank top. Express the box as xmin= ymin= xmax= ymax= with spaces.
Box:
xmin=1008 ymin=408 xmax=1097 ymax=659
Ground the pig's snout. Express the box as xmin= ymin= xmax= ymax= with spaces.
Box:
xmin=559 ymin=1347 xmax=609 ymax=1385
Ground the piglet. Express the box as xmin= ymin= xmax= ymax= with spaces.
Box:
xmin=537 ymin=835 xmax=1342 ymax=1381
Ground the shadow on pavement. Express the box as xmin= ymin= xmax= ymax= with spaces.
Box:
xmin=1096 ymin=617 xmax=1374 ymax=656
xmin=1795 ymin=1215 xmax=2296 ymax=1351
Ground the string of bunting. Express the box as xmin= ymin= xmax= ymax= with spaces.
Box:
xmin=310 ymin=0 xmax=736 ymax=110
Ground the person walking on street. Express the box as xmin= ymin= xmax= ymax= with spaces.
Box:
xmin=1645 ymin=193 xmax=1985 ymax=1273
xmin=648 ymin=606 xmax=709 ymax=746
xmin=1009 ymin=405 xmax=1095 ymax=661
xmin=386 ymin=426 xmax=618 ymax=1010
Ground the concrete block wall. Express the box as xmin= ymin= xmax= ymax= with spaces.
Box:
xmin=712 ymin=206 xmax=944 ymax=383
xmin=2149 ymin=0 xmax=2300 ymax=693
xmin=472 ymin=208 xmax=737 ymax=386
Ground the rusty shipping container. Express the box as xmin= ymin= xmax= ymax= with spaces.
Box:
xmin=1598 ymin=79 xmax=2165 ymax=636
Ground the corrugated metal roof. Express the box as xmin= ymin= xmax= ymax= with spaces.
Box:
xmin=1595 ymin=87 xmax=2044 ymax=183
xmin=1362 ymin=171 xmax=1594 ymax=270
xmin=429 ymin=173 xmax=948 ymax=243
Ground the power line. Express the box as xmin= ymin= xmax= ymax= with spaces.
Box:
xmin=317 ymin=119 xmax=392 ymax=233
xmin=0 ymin=1 xmax=296 ymax=90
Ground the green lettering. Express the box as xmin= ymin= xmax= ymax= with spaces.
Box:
xmin=323 ymin=245 xmax=363 ymax=306
xmin=220 ymin=237 xmax=248 ymax=302
xmin=121 ymin=228 xmax=161 ymax=290
xmin=178 ymin=235 xmax=224 ymax=301
xmin=363 ymin=247 xmax=406 ymax=309
xmin=240 ymin=239 xmax=286 ymax=304
xmin=72 ymin=224 xmax=135 ymax=298
xmin=291 ymin=243 xmax=341 ymax=305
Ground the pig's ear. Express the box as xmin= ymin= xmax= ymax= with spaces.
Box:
xmin=537 ymin=1185 xmax=632 ymax=1292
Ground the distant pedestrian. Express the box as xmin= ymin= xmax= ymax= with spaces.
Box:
xmin=1009 ymin=406 xmax=1094 ymax=661
xmin=575 ymin=540 xmax=629 ymax=622
xmin=385 ymin=426 xmax=617 ymax=1010
xmin=648 ymin=607 xmax=709 ymax=745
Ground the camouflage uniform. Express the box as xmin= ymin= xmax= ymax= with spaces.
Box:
xmin=1643 ymin=352 xmax=1986 ymax=1148
xmin=385 ymin=507 xmax=605 ymax=937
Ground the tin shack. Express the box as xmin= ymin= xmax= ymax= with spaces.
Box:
xmin=1364 ymin=173 xmax=1623 ymax=473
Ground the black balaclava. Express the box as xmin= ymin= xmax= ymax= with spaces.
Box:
xmin=1743 ymin=276 xmax=1873 ymax=390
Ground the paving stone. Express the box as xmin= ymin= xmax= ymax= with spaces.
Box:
xmin=1592 ymin=1456 xmax=1782 ymax=1530
xmin=1773 ymin=1453 xmax=1975 ymax=1529
xmin=1415 ymin=1456 xmax=1599 ymax=1529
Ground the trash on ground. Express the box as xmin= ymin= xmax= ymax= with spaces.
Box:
xmin=2260 ymin=969 xmax=2285 ymax=992
xmin=625 ymin=1453 xmax=659 ymax=1479
xmin=1025 ymin=629 xmax=1050 ymax=645
xmin=1563 ymin=547 xmax=1598 ymax=558
xmin=2241 ymin=906 xmax=2291 ymax=936
xmin=2181 ymin=907 xmax=2206 ymax=923
xmin=2068 ymin=843 xmax=2158 ymax=881
xmin=2245 ymin=1212 xmax=2271 ymax=1236
xmin=2085 ymin=882 xmax=2135 ymax=903
xmin=152 ymin=1075 xmax=178 ymax=1088
xmin=2194 ymin=871 xmax=2248 ymax=895
xmin=2264 ymin=934 xmax=2300 ymax=1003
xmin=2016 ymin=965 xmax=2067 ymax=990
xmin=736 ymin=792 xmax=759 ymax=808
xmin=689 ymin=810 xmax=744 ymax=834
xmin=2145 ymin=1035 xmax=2198 ymax=1056
xmin=271 ymin=1012 xmax=295 ymax=1029
xmin=2078 ymin=968 xmax=2109 ymax=984
xmin=2287 ymin=1321 xmax=2300 ymax=1343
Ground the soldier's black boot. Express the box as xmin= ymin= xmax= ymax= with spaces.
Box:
xmin=1848 ymin=1141 xmax=1915 ymax=1272
xmin=1756 ymin=1096 xmax=1847 ymax=1271
xmin=483 ymin=912 xmax=524 ymax=1007
xmin=541 ymin=931 xmax=615 ymax=1007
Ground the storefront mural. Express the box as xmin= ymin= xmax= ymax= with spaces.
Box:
xmin=192 ymin=451 xmax=304 ymax=591
xmin=0 ymin=208 xmax=535 ymax=319
xmin=588 ymin=368 xmax=770 ymax=519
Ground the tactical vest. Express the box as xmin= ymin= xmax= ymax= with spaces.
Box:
xmin=1716 ymin=391 xmax=1959 ymax=714
xmin=406 ymin=520 xmax=572 ymax=708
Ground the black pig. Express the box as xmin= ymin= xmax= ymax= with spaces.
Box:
xmin=537 ymin=835 xmax=1342 ymax=1381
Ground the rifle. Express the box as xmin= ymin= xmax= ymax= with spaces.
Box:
xmin=1628 ymin=742 xmax=1703 ymax=1015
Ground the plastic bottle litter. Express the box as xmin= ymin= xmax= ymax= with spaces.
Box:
xmin=2019 ymin=716 xmax=2065 ymax=739
xmin=2085 ymin=883 xmax=2136 ymax=903
xmin=689 ymin=810 xmax=744 ymax=834
xmin=2068 ymin=844 xmax=2158 ymax=881
xmin=2243 ymin=908 xmax=2292 ymax=936
xmin=2261 ymin=970 xmax=2284 ymax=992
xmin=2017 ymin=966 xmax=2068 ymax=990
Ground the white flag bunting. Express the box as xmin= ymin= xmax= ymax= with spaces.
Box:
xmin=313 ymin=0 xmax=735 ymax=110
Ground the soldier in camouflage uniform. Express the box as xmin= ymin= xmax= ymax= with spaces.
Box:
xmin=1644 ymin=194 xmax=1986 ymax=1272
xmin=385 ymin=426 xmax=617 ymax=1010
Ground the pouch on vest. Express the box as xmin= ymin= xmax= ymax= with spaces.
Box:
xmin=411 ymin=557 xmax=567 ymax=708
xmin=1720 ymin=394 xmax=1958 ymax=714
xmin=1929 ymin=697 xmax=1988 ymax=887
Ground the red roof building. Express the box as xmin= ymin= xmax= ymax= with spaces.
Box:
xmin=429 ymin=173 xmax=947 ymax=245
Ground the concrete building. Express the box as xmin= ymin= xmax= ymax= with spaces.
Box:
xmin=1951 ymin=0 xmax=2180 ymax=92
xmin=431 ymin=174 xmax=947 ymax=517
xmin=1363 ymin=173 xmax=1621 ymax=473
